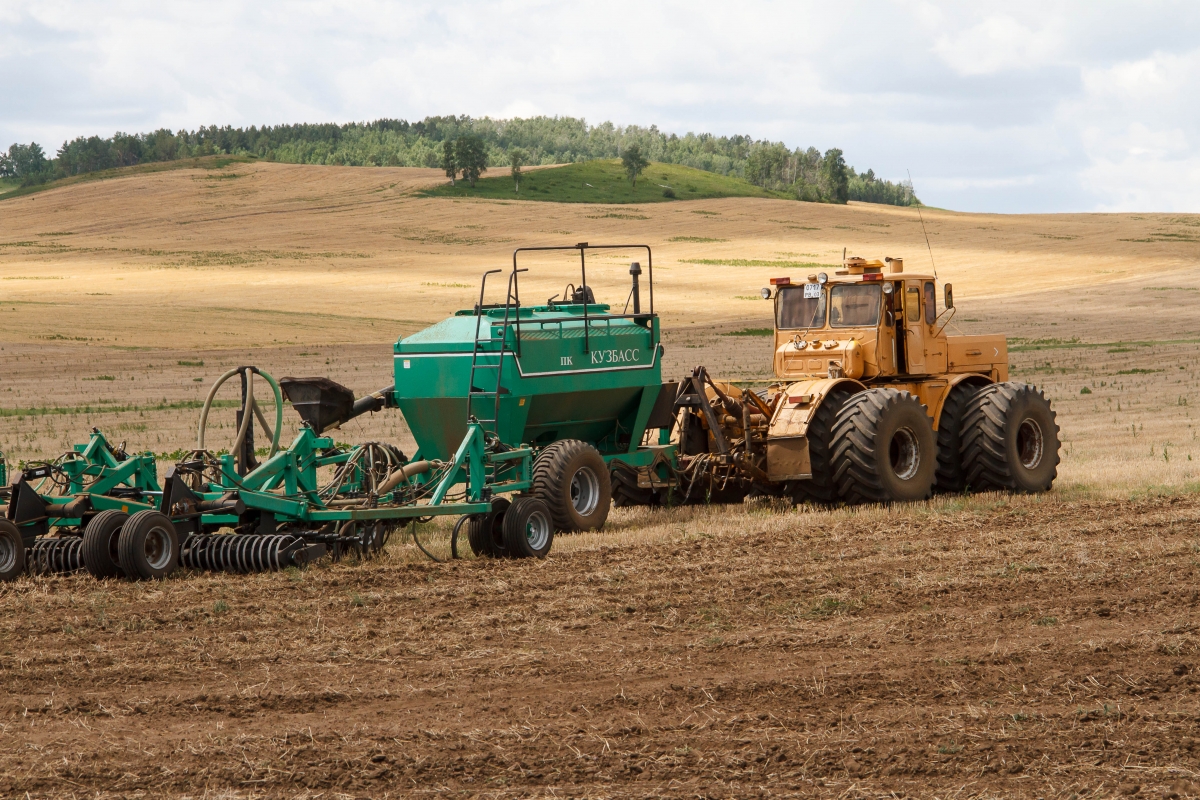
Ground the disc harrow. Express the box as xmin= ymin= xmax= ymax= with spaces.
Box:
xmin=29 ymin=537 xmax=84 ymax=576
xmin=181 ymin=534 xmax=307 ymax=574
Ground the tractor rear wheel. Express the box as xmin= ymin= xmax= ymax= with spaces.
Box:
xmin=789 ymin=386 xmax=853 ymax=505
xmin=961 ymin=382 xmax=1060 ymax=493
xmin=467 ymin=497 xmax=510 ymax=558
xmin=831 ymin=388 xmax=936 ymax=504
xmin=934 ymin=382 xmax=983 ymax=494
xmin=82 ymin=510 xmax=129 ymax=579
xmin=0 ymin=519 xmax=25 ymax=582
xmin=117 ymin=510 xmax=180 ymax=580
xmin=502 ymin=497 xmax=554 ymax=559
xmin=531 ymin=440 xmax=611 ymax=532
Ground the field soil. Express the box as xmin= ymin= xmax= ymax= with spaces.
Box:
xmin=2 ymin=163 xmax=1200 ymax=797
xmin=3 ymin=494 xmax=1199 ymax=798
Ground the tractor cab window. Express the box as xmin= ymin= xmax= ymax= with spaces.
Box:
xmin=829 ymin=283 xmax=882 ymax=327
xmin=776 ymin=285 xmax=826 ymax=329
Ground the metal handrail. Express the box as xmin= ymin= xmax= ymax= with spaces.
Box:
xmin=509 ymin=243 xmax=655 ymax=354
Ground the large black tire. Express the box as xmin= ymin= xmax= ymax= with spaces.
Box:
xmin=611 ymin=462 xmax=658 ymax=508
xmin=0 ymin=519 xmax=25 ymax=582
xmin=502 ymin=497 xmax=554 ymax=559
xmin=934 ymin=382 xmax=984 ymax=494
xmin=789 ymin=386 xmax=853 ymax=505
xmin=467 ymin=497 xmax=510 ymax=558
xmin=82 ymin=510 xmax=129 ymax=579
xmin=117 ymin=510 xmax=180 ymax=580
xmin=961 ymin=382 xmax=1060 ymax=493
xmin=831 ymin=388 xmax=936 ymax=504
xmin=530 ymin=440 xmax=611 ymax=532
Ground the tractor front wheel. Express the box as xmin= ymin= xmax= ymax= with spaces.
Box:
xmin=831 ymin=388 xmax=936 ymax=504
xmin=117 ymin=511 xmax=180 ymax=580
xmin=502 ymin=497 xmax=555 ymax=559
xmin=0 ymin=519 xmax=26 ymax=582
xmin=961 ymin=382 xmax=1060 ymax=493
xmin=531 ymin=440 xmax=611 ymax=532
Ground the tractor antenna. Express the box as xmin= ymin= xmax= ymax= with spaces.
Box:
xmin=908 ymin=169 xmax=937 ymax=280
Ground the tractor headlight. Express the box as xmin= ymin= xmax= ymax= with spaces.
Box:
xmin=817 ymin=272 xmax=828 ymax=285
xmin=760 ymin=287 xmax=772 ymax=300
xmin=882 ymin=282 xmax=894 ymax=295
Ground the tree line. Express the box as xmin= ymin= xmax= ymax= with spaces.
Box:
xmin=1 ymin=116 xmax=918 ymax=206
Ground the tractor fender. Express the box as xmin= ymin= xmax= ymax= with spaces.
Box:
xmin=929 ymin=373 xmax=994 ymax=430
xmin=768 ymin=377 xmax=867 ymax=439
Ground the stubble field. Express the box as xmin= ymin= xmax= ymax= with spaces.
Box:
xmin=1 ymin=161 xmax=1199 ymax=797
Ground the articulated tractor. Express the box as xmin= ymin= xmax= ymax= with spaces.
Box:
xmin=657 ymin=256 xmax=1060 ymax=505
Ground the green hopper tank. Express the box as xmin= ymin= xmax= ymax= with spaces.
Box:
xmin=392 ymin=245 xmax=674 ymax=470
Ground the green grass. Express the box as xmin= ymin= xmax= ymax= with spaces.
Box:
xmin=0 ymin=155 xmax=256 ymax=203
xmin=422 ymin=160 xmax=792 ymax=204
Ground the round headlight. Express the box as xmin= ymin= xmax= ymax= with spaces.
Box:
xmin=760 ymin=287 xmax=772 ymax=300
xmin=882 ymin=281 xmax=894 ymax=295
xmin=817 ymin=272 xmax=828 ymax=285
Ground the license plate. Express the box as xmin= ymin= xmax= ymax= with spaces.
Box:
xmin=804 ymin=283 xmax=822 ymax=299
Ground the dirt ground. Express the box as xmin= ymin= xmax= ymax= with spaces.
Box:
xmin=2 ymin=493 xmax=1199 ymax=798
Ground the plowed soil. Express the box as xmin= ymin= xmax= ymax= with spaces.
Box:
xmin=3 ymin=493 xmax=1199 ymax=798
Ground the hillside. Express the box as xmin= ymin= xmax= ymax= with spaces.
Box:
xmin=424 ymin=160 xmax=790 ymax=203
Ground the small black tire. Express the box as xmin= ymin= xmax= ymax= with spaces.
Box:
xmin=831 ymin=388 xmax=936 ymax=504
xmin=789 ymin=386 xmax=853 ymax=505
xmin=82 ymin=510 xmax=129 ymax=579
xmin=961 ymin=382 xmax=1060 ymax=493
xmin=611 ymin=463 xmax=658 ymax=507
xmin=0 ymin=519 xmax=26 ymax=582
xmin=467 ymin=497 xmax=510 ymax=558
xmin=934 ymin=382 xmax=984 ymax=494
xmin=502 ymin=497 xmax=554 ymax=559
xmin=117 ymin=510 xmax=180 ymax=580
xmin=530 ymin=439 xmax=611 ymax=532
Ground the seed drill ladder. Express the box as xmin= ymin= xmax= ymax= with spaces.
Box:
xmin=466 ymin=267 xmax=525 ymax=438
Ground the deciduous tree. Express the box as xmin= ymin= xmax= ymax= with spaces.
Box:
xmin=509 ymin=147 xmax=527 ymax=193
xmin=621 ymin=144 xmax=648 ymax=187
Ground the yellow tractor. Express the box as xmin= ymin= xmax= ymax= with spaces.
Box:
xmin=666 ymin=256 xmax=1059 ymax=505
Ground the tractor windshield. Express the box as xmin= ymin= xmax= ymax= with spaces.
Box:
xmin=829 ymin=283 xmax=882 ymax=327
xmin=776 ymin=285 xmax=826 ymax=329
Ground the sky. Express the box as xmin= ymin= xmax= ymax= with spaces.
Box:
xmin=2 ymin=1 xmax=1199 ymax=213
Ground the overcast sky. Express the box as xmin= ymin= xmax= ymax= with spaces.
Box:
xmin=2 ymin=1 xmax=1198 ymax=213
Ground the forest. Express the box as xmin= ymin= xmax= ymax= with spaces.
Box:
xmin=1 ymin=116 xmax=917 ymax=206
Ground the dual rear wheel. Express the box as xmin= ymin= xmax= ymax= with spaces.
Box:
xmin=801 ymin=381 xmax=1059 ymax=505
xmin=82 ymin=509 xmax=180 ymax=580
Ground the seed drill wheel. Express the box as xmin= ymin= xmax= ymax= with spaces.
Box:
xmin=934 ymin=382 xmax=984 ymax=494
xmin=467 ymin=497 xmax=511 ymax=558
xmin=831 ymin=388 xmax=936 ymax=504
xmin=502 ymin=496 xmax=555 ymax=559
xmin=961 ymin=382 xmax=1060 ymax=493
xmin=531 ymin=439 xmax=611 ymax=532
xmin=82 ymin=509 xmax=129 ymax=579
xmin=0 ymin=519 xmax=25 ymax=582
xmin=117 ymin=510 xmax=180 ymax=580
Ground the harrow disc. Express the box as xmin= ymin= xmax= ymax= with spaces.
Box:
xmin=29 ymin=537 xmax=85 ymax=576
xmin=180 ymin=534 xmax=303 ymax=574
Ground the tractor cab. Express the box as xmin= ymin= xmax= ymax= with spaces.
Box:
xmin=767 ymin=256 xmax=970 ymax=382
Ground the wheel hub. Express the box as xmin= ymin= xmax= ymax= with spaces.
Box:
xmin=889 ymin=427 xmax=920 ymax=481
xmin=0 ymin=536 xmax=15 ymax=572
xmin=144 ymin=527 xmax=172 ymax=570
xmin=525 ymin=508 xmax=551 ymax=551
xmin=1017 ymin=418 xmax=1044 ymax=470
xmin=570 ymin=467 xmax=600 ymax=516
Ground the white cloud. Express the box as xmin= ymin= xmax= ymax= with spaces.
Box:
xmin=2 ymin=1 xmax=1200 ymax=212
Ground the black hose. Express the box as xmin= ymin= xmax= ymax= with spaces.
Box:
xmin=411 ymin=521 xmax=445 ymax=563
xmin=450 ymin=515 xmax=469 ymax=559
